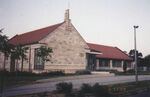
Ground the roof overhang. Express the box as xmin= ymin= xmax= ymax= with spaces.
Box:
xmin=85 ymin=48 xmax=102 ymax=55
xmin=87 ymin=51 xmax=102 ymax=55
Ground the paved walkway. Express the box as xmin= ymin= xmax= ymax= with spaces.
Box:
xmin=3 ymin=75 xmax=150 ymax=97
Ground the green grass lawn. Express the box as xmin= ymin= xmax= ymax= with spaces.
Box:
xmin=0 ymin=76 xmax=50 ymax=89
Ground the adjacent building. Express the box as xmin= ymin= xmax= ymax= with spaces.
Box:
xmin=87 ymin=43 xmax=133 ymax=71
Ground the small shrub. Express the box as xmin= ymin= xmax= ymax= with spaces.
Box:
xmin=37 ymin=92 xmax=48 ymax=97
xmin=92 ymin=83 xmax=111 ymax=97
xmin=109 ymin=70 xmax=118 ymax=73
xmin=17 ymin=71 xmax=37 ymax=76
xmin=127 ymin=69 xmax=135 ymax=73
xmin=41 ymin=71 xmax=65 ymax=76
xmin=75 ymin=70 xmax=91 ymax=75
xmin=56 ymin=82 xmax=73 ymax=94
xmin=80 ymin=83 xmax=92 ymax=93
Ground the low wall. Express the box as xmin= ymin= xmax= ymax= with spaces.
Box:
xmin=33 ymin=64 xmax=86 ymax=73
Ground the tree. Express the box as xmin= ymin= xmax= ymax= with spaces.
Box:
xmin=129 ymin=49 xmax=143 ymax=59
xmin=0 ymin=28 xmax=13 ymax=97
xmin=11 ymin=44 xmax=28 ymax=71
xmin=123 ymin=61 xmax=127 ymax=73
xmin=0 ymin=29 xmax=13 ymax=70
xmin=20 ymin=46 xmax=29 ymax=72
xmin=11 ymin=45 xmax=21 ymax=71
xmin=129 ymin=49 xmax=143 ymax=66
xmin=144 ymin=54 xmax=150 ymax=66
xmin=17 ymin=45 xmax=28 ymax=72
xmin=36 ymin=46 xmax=52 ymax=62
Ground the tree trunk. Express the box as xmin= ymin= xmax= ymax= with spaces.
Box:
xmin=29 ymin=47 xmax=31 ymax=72
xmin=3 ymin=54 xmax=6 ymax=70
xmin=16 ymin=59 xmax=18 ymax=71
xmin=21 ymin=57 xmax=24 ymax=72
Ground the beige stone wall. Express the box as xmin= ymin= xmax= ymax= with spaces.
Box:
xmin=0 ymin=52 xmax=11 ymax=71
xmin=39 ymin=22 xmax=89 ymax=73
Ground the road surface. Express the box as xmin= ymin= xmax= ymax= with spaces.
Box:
xmin=3 ymin=75 xmax=150 ymax=97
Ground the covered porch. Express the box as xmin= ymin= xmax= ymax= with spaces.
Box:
xmin=86 ymin=50 xmax=101 ymax=71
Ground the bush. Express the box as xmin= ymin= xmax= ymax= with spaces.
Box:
xmin=40 ymin=71 xmax=65 ymax=76
xmin=0 ymin=70 xmax=65 ymax=77
xmin=127 ymin=69 xmax=135 ymax=73
xmin=78 ymin=83 xmax=111 ymax=97
xmin=56 ymin=82 xmax=73 ymax=94
xmin=80 ymin=83 xmax=92 ymax=93
xmin=75 ymin=70 xmax=91 ymax=75
xmin=0 ymin=70 xmax=37 ymax=77
xmin=92 ymin=83 xmax=111 ymax=97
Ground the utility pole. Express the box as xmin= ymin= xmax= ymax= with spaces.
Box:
xmin=134 ymin=25 xmax=139 ymax=83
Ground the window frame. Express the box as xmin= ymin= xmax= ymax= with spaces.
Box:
xmin=34 ymin=48 xmax=44 ymax=70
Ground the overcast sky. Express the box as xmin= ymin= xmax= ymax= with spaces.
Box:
xmin=0 ymin=0 xmax=150 ymax=56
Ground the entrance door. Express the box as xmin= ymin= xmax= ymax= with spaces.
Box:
xmin=86 ymin=53 xmax=96 ymax=71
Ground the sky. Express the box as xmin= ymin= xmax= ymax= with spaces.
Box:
xmin=0 ymin=0 xmax=150 ymax=57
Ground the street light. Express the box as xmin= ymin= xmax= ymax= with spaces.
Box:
xmin=134 ymin=25 xmax=139 ymax=83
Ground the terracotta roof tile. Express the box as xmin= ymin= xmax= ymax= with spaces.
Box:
xmin=8 ymin=22 xmax=63 ymax=45
xmin=87 ymin=43 xmax=132 ymax=60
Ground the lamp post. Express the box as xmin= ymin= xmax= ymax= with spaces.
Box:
xmin=134 ymin=25 xmax=139 ymax=83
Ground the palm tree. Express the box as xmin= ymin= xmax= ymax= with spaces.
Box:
xmin=20 ymin=45 xmax=28 ymax=72
xmin=11 ymin=44 xmax=28 ymax=71
xmin=0 ymin=29 xmax=12 ymax=70
xmin=11 ymin=45 xmax=21 ymax=71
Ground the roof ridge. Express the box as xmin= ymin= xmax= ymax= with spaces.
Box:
xmin=87 ymin=42 xmax=115 ymax=48
xmin=8 ymin=34 xmax=19 ymax=43
xmin=18 ymin=22 xmax=64 ymax=36
xmin=39 ymin=22 xmax=64 ymax=41
xmin=8 ymin=22 xmax=64 ymax=45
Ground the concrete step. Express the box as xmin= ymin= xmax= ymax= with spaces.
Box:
xmin=91 ymin=71 xmax=115 ymax=76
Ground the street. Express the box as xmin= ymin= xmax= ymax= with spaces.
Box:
xmin=3 ymin=75 xmax=150 ymax=97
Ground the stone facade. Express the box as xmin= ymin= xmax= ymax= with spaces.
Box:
xmin=38 ymin=22 xmax=89 ymax=73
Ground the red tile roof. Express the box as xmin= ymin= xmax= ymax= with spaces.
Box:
xmin=87 ymin=43 xmax=132 ymax=60
xmin=8 ymin=22 xmax=63 ymax=45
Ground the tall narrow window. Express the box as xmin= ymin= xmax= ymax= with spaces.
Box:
xmin=34 ymin=48 xmax=44 ymax=70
